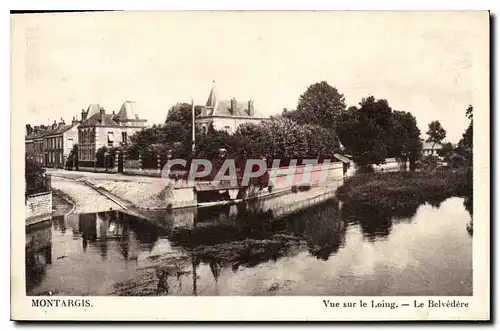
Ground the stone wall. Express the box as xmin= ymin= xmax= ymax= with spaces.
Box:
xmin=267 ymin=162 xmax=345 ymax=191
xmin=373 ymin=158 xmax=408 ymax=172
xmin=25 ymin=192 xmax=52 ymax=226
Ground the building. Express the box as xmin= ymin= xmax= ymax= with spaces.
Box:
xmin=196 ymin=84 xmax=269 ymax=134
xmin=25 ymin=119 xmax=79 ymax=168
xmin=78 ymin=101 xmax=147 ymax=167
xmin=43 ymin=118 xmax=80 ymax=168
xmin=422 ymin=141 xmax=443 ymax=156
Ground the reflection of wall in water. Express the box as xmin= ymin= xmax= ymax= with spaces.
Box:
xmin=26 ymin=222 xmax=52 ymax=292
xmin=78 ymin=213 xmax=97 ymax=252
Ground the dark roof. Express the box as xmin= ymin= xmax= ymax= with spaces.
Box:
xmin=26 ymin=123 xmax=76 ymax=140
xmin=44 ymin=124 xmax=74 ymax=136
xmin=114 ymin=101 xmax=139 ymax=122
xmin=80 ymin=113 xmax=120 ymax=127
xmin=206 ymin=86 xmax=218 ymax=108
xmin=203 ymin=100 xmax=266 ymax=118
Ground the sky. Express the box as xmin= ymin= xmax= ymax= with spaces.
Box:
xmin=13 ymin=11 xmax=487 ymax=143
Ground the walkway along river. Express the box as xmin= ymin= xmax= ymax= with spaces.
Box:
xmin=26 ymin=185 xmax=472 ymax=296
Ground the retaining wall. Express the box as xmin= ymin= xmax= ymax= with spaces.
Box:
xmin=25 ymin=191 xmax=52 ymax=226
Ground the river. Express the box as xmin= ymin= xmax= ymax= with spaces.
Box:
xmin=26 ymin=193 xmax=472 ymax=296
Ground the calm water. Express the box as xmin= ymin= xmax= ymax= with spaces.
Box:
xmin=26 ymin=194 xmax=472 ymax=296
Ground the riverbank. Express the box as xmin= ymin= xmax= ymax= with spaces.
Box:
xmin=51 ymin=176 xmax=124 ymax=213
xmin=336 ymin=168 xmax=472 ymax=209
xmin=51 ymin=189 xmax=75 ymax=216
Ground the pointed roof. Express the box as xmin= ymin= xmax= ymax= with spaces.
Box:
xmin=87 ymin=104 xmax=103 ymax=117
xmin=206 ymin=82 xmax=218 ymax=108
xmin=115 ymin=101 xmax=137 ymax=121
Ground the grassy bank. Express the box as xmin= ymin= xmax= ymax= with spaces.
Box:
xmin=336 ymin=168 xmax=472 ymax=209
xmin=52 ymin=189 xmax=75 ymax=216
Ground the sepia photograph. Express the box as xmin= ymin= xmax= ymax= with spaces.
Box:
xmin=11 ymin=10 xmax=490 ymax=321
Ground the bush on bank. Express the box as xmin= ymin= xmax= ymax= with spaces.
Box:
xmin=336 ymin=169 xmax=471 ymax=209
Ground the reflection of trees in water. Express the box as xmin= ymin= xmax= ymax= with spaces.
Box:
xmin=342 ymin=203 xmax=401 ymax=242
xmin=464 ymin=196 xmax=473 ymax=236
xmin=170 ymin=198 xmax=350 ymax=269
xmin=286 ymin=200 xmax=347 ymax=261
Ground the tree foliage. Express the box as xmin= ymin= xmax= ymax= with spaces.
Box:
xmin=426 ymin=120 xmax=447 ymax=149
xmin=25 ymin=157 xmax=47 ymax=196
xmin=284 ymin=81 xmax=346 ymax=130
xmin=336 ymin=96 xmax=421 ymax=167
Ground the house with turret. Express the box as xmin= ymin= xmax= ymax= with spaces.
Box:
xmin=196 ymin=83 xmax=270 ymax=134
xmin=78 ymin=101 xmax=147 ymax=167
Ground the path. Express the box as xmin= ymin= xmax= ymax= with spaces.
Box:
xmin=46 ymin=168 xmax=161 ymax=183
xmin=51 ymin=176 xmax=123 ymax=214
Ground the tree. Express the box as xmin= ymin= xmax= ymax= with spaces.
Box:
xmin=336 ymin=96 xmax=393 ymax=165
xmin=25 ymin=157 xmax=46 ymax=197
xmin=285 ymin=81 xmax=346 ymax=130
xmin=390 ymin=111 xmax=422 ymax=170
xmin=460 ymin=105 xmax=473 ymax=151
xmin=302 ymin=124 xmax=341 ymax=160
xmin=426 ymin=120 xmax=447 ymax=150
xmin=165 ymin=103 xmax=202 ymax=127
xmin=261 ymin=117 xmax=310 ymax=164
xmin=65 ymin=144 xmax=79 ymax=169
xmin=233 ymin=122 xmax=270 ymax=159
xmin=457 ymin=105 xmax=473 ymax=169
xmin=438 ymin=142 xmax=454 ymax=158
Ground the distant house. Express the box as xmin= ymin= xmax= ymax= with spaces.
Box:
xmin=196 ymin=83 xmax=270 ymax=134
xmin=25 ymin=118 xmax=80 ymax=168
xmin=422 ymin=141 xmax=443 ymax=156
xmin=78 ymin=102 xmax=147 ymax=167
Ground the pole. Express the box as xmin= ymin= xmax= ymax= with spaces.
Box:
xmin=191 ymin=97 xmax=195 ymax=153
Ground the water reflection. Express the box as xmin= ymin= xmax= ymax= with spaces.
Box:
xmin=26 ymin=210 xmax=172 ymax=295
xmin=26 ymin=191 xmax=472 ymax=296
xmin=25 ymin=221 xmax=52 ymax=294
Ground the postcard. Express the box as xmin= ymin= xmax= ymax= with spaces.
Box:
xmin=11 ymin=10 xmax=490 ymax=321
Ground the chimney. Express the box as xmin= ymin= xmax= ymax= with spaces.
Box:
xmin=52 ymin=120 xmax=57 ymax=130
xmin=230 ymin=98 xmax=237 ymax=115
xmin=71 ymin=116 xmax=80 ymax=126
xmin=58 ymin=117 xmax=65 ymax=126
xmin=248 ymin=99 xmax=254 ymax=116
xmin=100 ymin=107 xmax=106 ymax=124
xmin=81 ymin=108 xmax=87 ymax=121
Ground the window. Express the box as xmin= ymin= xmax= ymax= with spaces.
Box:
xmin=121 ymin=132 xmax=128 ymax=144
xmin=107 ymin=132 xmax=114 ymax=145
xmin=68 ymin=138 xmax=74 ymax=149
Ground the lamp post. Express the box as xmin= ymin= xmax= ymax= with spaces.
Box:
xmin=191 ymin=97 xmax=195 ymax=153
